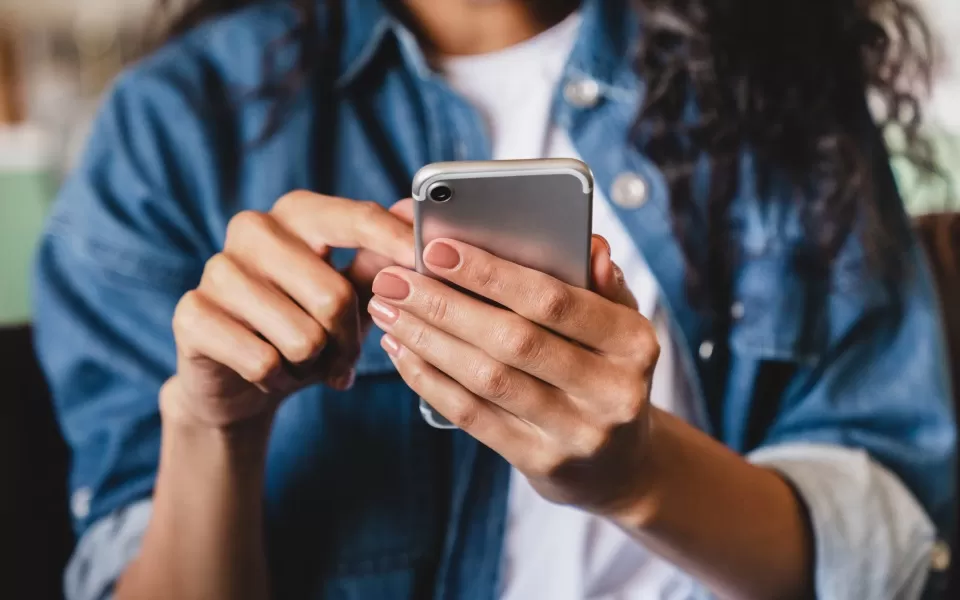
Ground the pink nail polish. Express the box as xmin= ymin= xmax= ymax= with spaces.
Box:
xmin=372 ymin=273 xmax=411 ymax=300
xmin=381 ymin=334 xmax=401 ymax=357
xmin=424 ymin=241 xmax=461 ymax=270
xmin=369 ymin=298 xmax=400 ymax=324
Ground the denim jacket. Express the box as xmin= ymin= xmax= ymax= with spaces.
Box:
xmin=33 ymin=0 xmax=956 ymax=598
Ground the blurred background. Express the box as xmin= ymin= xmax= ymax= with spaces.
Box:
xmin=0 ymin=0 xmax=958 ymax=597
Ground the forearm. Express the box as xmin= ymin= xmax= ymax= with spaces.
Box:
xmin=617 ymin=409 xmax=814 ymax=600
xmin=116 ymin=380 xmax=273 ymax=600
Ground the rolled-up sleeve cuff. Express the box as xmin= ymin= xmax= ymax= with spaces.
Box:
xmin=64 ymin=499 xmax=152 ymax=600
xmin=749 ymin=443 xmax=937 ymax=600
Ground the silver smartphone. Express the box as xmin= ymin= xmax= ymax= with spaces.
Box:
xmin=411 ymin=158 xmax=594 ymax=429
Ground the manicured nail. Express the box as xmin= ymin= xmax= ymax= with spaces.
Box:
xmin=381 ymin=334 xmax=401 ymax=357
xmin=424 ymin=241 xmax=461 ymax=270
xmin=372 ymin=272 xmax=410 ymax=300
xmin=368 ymin=298 xmax=399 ymax=325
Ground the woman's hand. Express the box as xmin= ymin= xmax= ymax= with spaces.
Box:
xmin=164 ymin=193 xmax=415 ymax=430
xmin=367 ymin=235 xmax=661 ymax=517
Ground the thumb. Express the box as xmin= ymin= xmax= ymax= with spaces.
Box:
xmin=389 ymin=198 xmax=415 ymax=224
xmin=350 ymin=198 xmax=416 ymax=334
xmin=590 ymin=235 xmax=638 ymax=311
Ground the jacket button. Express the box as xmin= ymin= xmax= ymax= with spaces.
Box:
xmin=71 ymin=487 xmax=92 ymax=519
xmin=611 ymin=172 xmax=649 ymax=209
xmin=699 ymin=340 xmax=715 ymax=360
xmin=730 ymin=301 xmax=745 ymax=320
xmin=931 ymin=540 xmax=951 ymax=572
xmin=564 ymin=78 xmax=601 ymax=108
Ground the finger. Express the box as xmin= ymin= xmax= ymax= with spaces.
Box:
xmin=590 ymin=235 xmax=638 ymax=310
xmin=347 ymin=198 xmax=417 ymax=334
xmin=369 ymin=301 xmax=577 ymax=430
xmin=223 ymin=211 xmax=362 ymax=375
xmin=271 ymin=192 xmax=415 ymax=268
xmin=381 ymin=333 xmax=534 ymax=455
xmin=420 ymin=238 xmax=642 ymax=354
xmin=370 ymin=268 xmax=611 ymax=398
xmin=388 ymin=198 xmax=415 ymax=223
xmin=346 ymin=198 xmax=416 ymax=287
xmin=198 ymin=254 xmax=328 ymax=367
xmin=173 ymin=290 xmax=286 ymax=389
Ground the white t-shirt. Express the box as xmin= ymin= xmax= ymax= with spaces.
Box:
xmin=440 ymin=13 xmax=701 ymax=600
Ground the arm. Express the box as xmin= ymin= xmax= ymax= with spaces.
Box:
xmin=365 ymin=239 xmax=813 ymax=600
xmin=617 ymin=409 xmax=813 ymax=600
xmin=37 ymin=65 xmax=417 ymax=599
xmin=363 ymin=228 xmax=952 ymax=600
xmin=115 ymin=383 xmax=273 ymax=600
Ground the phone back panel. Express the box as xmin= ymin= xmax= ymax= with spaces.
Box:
xmin=411 ymin=159 xmax=593 ymax=429
xmin=412 ymin=159 xmax=593 ymax=289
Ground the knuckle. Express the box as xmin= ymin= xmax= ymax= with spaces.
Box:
xmin=527 ymin=449 xmax=564 ymax=479
xmin=245 ymin=348 xmax=281 ymax=383
xmin=608 ymin=381 xmax=648 ymax=425
xmin=408 ymin=322 xmax=430 ymax=350
xmin=272 ymin=190 xmax=306 ymax=215
xmin=474 ymin=362 xmax=513 ymax=401
xmin=447 ymin=401 xmax=480 ymax=430
xmin=404 ymin=357 xmax=430 ymax=392
xmin=535 ymin=285 xmax=573 ymax=323
xmin=287 ymin=322 xmax=326 ymax=364
xmin=357 ymin=199 xmax=385 ymax=218
xmin=310 ymin=279 xmax=355 ymax=319
xmin=628 ymin=320 xmax=660 ymax=370
xmin=225 ymin=210 xmax=271 ymax=245
xmin=570 ymin=426 xmax=609 ymax=458
xmin=200 ymin=253 xmax=236 ymax=289
xmin=500 ymin=325 xmax=542 ymax=365
xmin=172 ymin=291 xmax=204 ymax=338
xmin=425 ymin=293 xmax=450 ymax=322
xmin=471 ymin=260 xmax=500 ymax=291
xmin=353 ymin=201 xmax=387 ymax=240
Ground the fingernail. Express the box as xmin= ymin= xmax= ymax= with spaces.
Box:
xmin=596 ymin=235 xmax=612 ymax=257
xmin=424 ymin=241 xmax=461 ymax=270
xmin=372 ymin=272 xmax=410 ymax=300
xmin=614 ymin=264 xmax=625 ymax=286
xmin=368 ymin=298 xmax=399 ymax=325
xmin=381 ymin=334 xmax=401 ymax=357
xmin=330 ymin=368 xmax=356 ymax=391
xmin=264 ymin=368 xmax=297 ymax=390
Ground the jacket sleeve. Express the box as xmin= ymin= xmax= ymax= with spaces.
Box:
xmin=32 ymin=56 xmax=220 ymax=594
xmin=739 ymin=124 xmax=957 ymax=599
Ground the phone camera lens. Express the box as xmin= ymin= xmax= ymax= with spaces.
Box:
xmin=429 ymin=184 xmax=453 ymax=203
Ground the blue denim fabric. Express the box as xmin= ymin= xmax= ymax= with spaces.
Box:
xmin=33 ymin=0 xmax=956 ymax=598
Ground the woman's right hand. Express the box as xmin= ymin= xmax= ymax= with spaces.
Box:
xmin=162 ymin=192 xmax=415 ymax=430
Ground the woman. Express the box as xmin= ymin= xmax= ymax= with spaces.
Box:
xmin=35 ymin=0 xmax=955 ymax=599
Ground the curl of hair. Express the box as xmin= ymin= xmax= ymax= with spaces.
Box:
xmin=632 ymin=0 xmax=938 ymax=306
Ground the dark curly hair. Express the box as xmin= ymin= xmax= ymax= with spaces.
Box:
xmin=156 ymin=0 xmax=939 ymax=306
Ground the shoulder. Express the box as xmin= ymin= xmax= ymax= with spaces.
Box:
xmin=78 ymin=3 xmax=332 ymax=201
xmin=130 ymin=4 xmax=307 ymax=93
xmin=101 ymin=0 xmax=346 ymax=141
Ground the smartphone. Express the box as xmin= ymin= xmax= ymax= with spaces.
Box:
xmin=411 ymin=158 xmax=594 ymax=429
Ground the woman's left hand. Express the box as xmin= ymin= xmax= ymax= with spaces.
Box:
xmin=367 ymin=235 xmax=660 ymax=518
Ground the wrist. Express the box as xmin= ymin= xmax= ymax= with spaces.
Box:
xmin=607 ymin=408 xmax=671 ymax=531
xmin=160 ymin=377 xmax=274 ymax=462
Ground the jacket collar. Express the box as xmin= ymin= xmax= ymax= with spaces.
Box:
xmin=331 ymin=0 xmax=640 ymax=93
